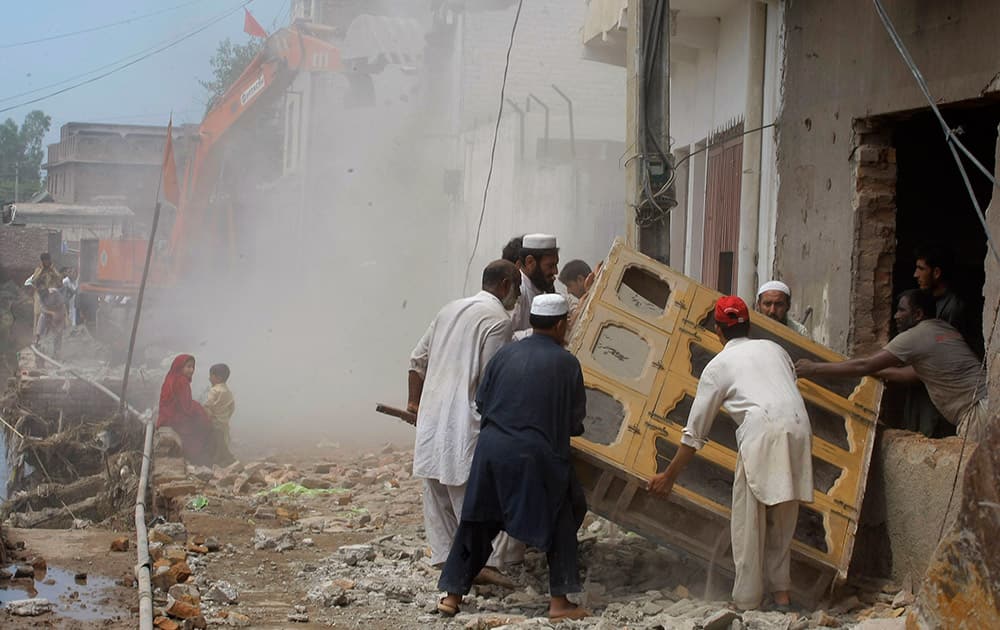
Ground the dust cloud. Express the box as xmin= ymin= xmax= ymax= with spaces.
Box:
xmin=138 ymin=33 xmax=453 ymax=453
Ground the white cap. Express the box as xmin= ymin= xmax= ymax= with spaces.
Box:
xmin=530 ymin=294 xmax=569 ymax=317
xmin=522 ymin=233 xmax=558 ymax=250
xmin=756 ymin=280 xmax=791 ymax=299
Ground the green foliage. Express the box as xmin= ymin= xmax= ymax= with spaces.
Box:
xmin=0 ymin=110 xmax=51 ymax=202
xmin=200 ymin=37 xmax=264 ymax=111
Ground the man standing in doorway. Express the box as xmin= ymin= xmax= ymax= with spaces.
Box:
xmin=408 ymin=260 xmax=523 ymax=587
xmin=511 ymin=234 xmax=560 ymax=334
xmin=796 ymin=289 xmax=989 ymax=442
xmin=905 ymin=247 xmax=978 ymax=436
xmin=648 ymin=296 xmax=814 ymax=611
xmin=437 ymin=294 xmax=590 ymax=621
xmin=755 ymin=281 xmax=810 ymax=339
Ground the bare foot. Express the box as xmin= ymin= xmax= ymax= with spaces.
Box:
xmin=773 ymin=590 xmax=791 ymax=606
xmin=549 ymin=595 xmax=591 ymax=620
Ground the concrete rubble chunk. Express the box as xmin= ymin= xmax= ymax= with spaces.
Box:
xmin=308 ymin=581 xmax=352 ymax=607
xmin=168 ymin=583 xmax=200 ymax=606
xmin=13 ymin=565 xmax=35 ymax=579
xmin=337 ymin=543 xmax=375 ymax=565
xmin=6 ymin=598 xmax=53 ymax=616
xmin=150 ymin=522 xmax=187 ymax=544
xmin=700 ymin=608 xmax=740 ymax=630
xmin=164 ymin=597 xmax=201 ymax=619
xmin=203 ymin=580 xmax=239 ymax=604
xmin=154 ymin=616 xmax=180 ymax=630
xmin=891 ymin=589 xmax=914 ymax=609
xmin=110 ymin=536 xmax=129 ymax=552
xmin=253 ymin=528 xmax=297 ymax=552
xmin=811 ymin=610 xmax=841 ymax=627
xmin=463 ymin=613 xmax=529 ymax=629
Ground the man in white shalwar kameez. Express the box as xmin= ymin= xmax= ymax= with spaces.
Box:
xmin=408 ymin=260 xmax=525 ymax=585
xmin=648 ymin=296 xmax=813 ymax=611
xmin=510 ymin=234 xmax=560 ymax=336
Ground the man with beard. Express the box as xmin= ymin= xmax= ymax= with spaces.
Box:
xmin=511 ymin=234 xmax=560 ymax=334
xmin=436 ymin=294 xmax=590 ymax=621
xmin=796 ymin=289 xmax=989 ymax=442
xmin=407 ymin=260 xmax=524 ymax=586
xmin=755 ymin=281 xmax=810 ymax=339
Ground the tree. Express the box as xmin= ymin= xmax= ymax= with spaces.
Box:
xmin=0 ymin=110 xmax=51 ymax=203
xmin=200 ymin=37 xmax=264 ymax=111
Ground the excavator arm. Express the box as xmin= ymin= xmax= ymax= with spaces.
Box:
xmin=167 ymin=27 xmax=342 ymax=277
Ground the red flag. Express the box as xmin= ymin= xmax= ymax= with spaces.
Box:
xmin=161 ymin=117 xmax=180 ymax=207
xmin=244 ymin=8 xmax=267 ymax=38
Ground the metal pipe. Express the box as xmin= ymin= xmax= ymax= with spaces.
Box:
xmin=551 ymin=84 xmax=575 ymax=156
xmin=134 ymin=415 xmax=155 ymax=630
xmin=504 ymin=98 xmax=525 ymax=160
xmin=527 ymin=93 xmax=550 ymax=157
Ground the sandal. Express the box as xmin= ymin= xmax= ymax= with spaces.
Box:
xmin=549 ymin=605 xmax=592 ymax=621
xmin=437 ymin=597 xmax=460 ymax=617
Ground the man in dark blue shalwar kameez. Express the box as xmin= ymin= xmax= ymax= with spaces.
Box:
xmin=437 ymin=294 xmax=591 ymax=621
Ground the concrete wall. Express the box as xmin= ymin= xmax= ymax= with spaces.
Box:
xmin=775 ymin=0 xmax=1000 ymax=352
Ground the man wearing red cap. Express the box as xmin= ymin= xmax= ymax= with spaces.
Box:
xmin=648 ymin=296 xmax=814 ymax=611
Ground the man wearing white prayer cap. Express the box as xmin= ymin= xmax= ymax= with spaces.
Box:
xmin=437 ymin=292 xmax=590 ymax=621
xmin=755 ymin=280 xmax=810 ymax=339
xmin=511 ymin=233 xmax=560 ymax=334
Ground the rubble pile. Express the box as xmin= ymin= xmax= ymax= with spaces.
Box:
xmin=150 ymin=445 xmax=919 ymax=628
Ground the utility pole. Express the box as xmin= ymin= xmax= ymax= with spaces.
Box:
xmin=626 ymin=0 xmax=674 ymax=263
xmin=13 ymin=164 xmax=19 ymax=203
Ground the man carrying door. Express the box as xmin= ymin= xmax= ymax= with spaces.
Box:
xmin=648 ymin=296 xmax=813 ymax=611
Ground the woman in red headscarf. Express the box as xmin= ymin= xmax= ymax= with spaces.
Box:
xmin=157 ymin=354 xmax=213 ymax=465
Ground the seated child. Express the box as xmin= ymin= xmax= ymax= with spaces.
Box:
xmin=203 ymin=363 xmax=236 ymax=465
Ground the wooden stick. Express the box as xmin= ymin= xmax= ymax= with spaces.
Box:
xmin=375 ymin=403 xmax=416 ymax=427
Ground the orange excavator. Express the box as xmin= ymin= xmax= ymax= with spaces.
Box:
xmin=81 ymin=25 xmax=342 ymax=302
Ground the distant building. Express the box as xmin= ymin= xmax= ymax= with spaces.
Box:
xmin=42 ymin=122 xmax=192 ymax=225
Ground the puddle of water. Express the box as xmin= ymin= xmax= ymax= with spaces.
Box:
xmin=0 ymin=565 xmax=123 ymax=621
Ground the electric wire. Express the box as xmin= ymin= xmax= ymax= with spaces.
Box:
xmin=461 ymin=0 xmax=525 ymax=293
xmin=871 ymin=0 xmax=1000 ymax=544
xmin=0 ymin=0 xmax=208 ymax=49
xmin=0 ymin=0 xmax=254 ymax=115
xmin=872 ymin=0 xmax=1000 ymax=267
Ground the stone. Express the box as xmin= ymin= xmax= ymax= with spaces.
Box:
xmin=253 ymin=528 xmax=296 ymax=551
xmin=6 ymin=598 xmax=53 ymax=616
xmin=164 ymin=547 xmax=188 ymax=564
xmin=224 ymin=612 xmax=252 ymax=627
xmin=186 ymin=542 xmax=209 ymax=554
xmin=154 ymin=428 xmax=184 ymax=457
xmin=641 ymin=601 xmax=664 ymax=615
xmin=159 ymin=480 xmax=201 ymax=499
xmin=149 ymin=542 xmax=165 ymax=561
xmin=335 ymin=492 xmax=353 ymax=506
xmin=167 ymin=561 xmax=192 ymax=585
xmin=300 ymin=476 xmax=333 ymax=489
xmin=338 ymin=543 xmax=375 ymax=565
xmin=165 ymin=598 xmax=201 ymax=619
xmin=150 ymin=522 xmax=187 ymax=544
xmin=811 ymin=611 xmax=841 ymax=627
xmin=830 ymin=595 xmax=863 ymax=614
xmin=674 ymin=584 xmax=691 ymax=599
xmin=30 ymin=556 xmax=46 ymax=572
xmin=309 ymin=582 xmax=351 ymax=607
xmin=203 ymin=581 xmax=239 ymax=604
xmin=253 ymin=506 xmax=276 ymax=520
xmin=853 ymin=620 xmax=905 ymax=630
xmin=891 ymin=590 xmax=914 ymax=608
xmin=464 ymin=614 xmax=528 ymax=629
xmin=204 ymin=537 xmax=221 ymax=552
xmin=13 ymin=565 xmax=35 ymax=579
xmin=701 ymin=608 xmax=740 ymax=630
xmin=154 ymin=616 xmax=180 ymax=630
xmin=168 ymin=583 xmax=201 ymax=606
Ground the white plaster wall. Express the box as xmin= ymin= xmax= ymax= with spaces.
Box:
xmin=713 ymin=2 xmax=750 ymax=128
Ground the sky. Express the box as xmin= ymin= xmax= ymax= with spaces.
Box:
xmin=1 ymin=0 xmax=289 ymax=148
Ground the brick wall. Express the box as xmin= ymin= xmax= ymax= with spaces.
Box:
xmin=0 ymin=226 xmax=54 ymax=284
xmin=848 ymin=119 xmax=896 ymax=356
